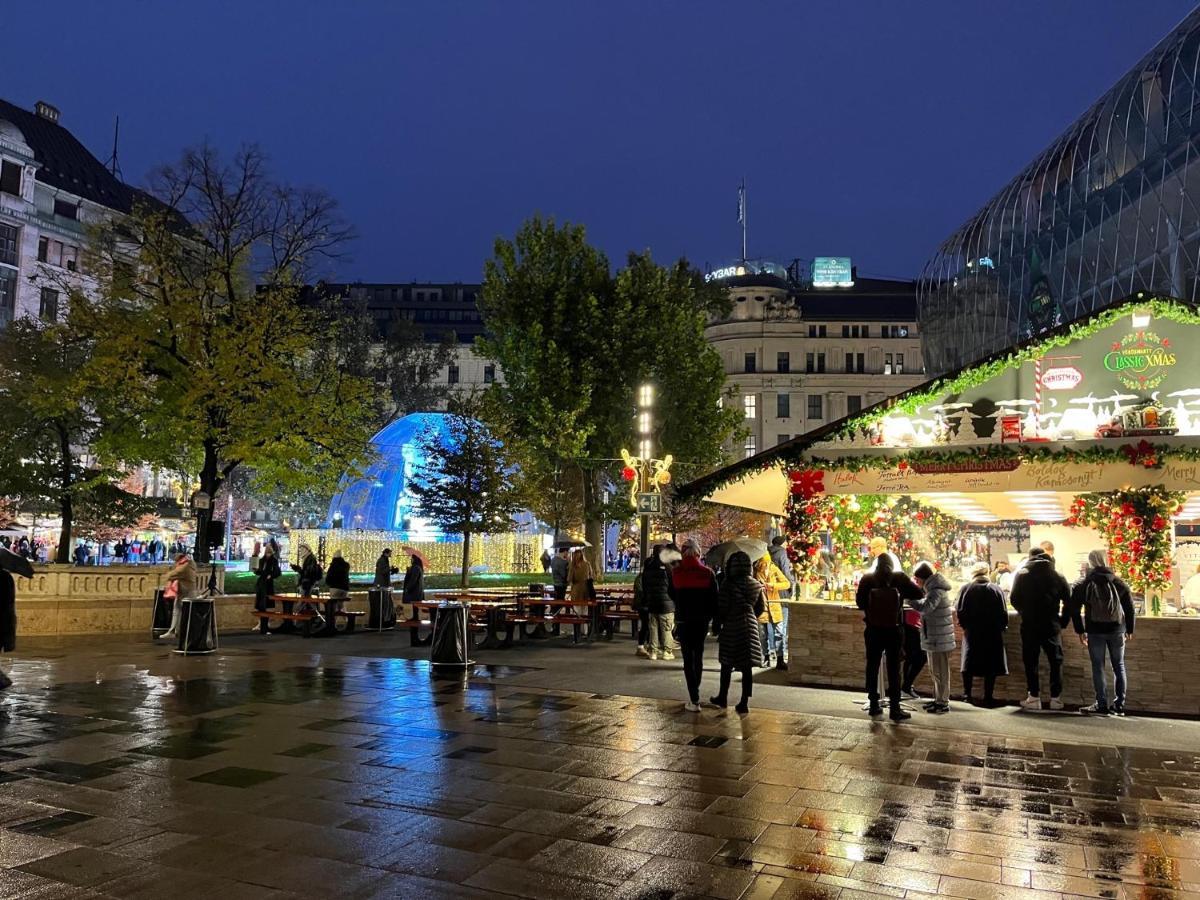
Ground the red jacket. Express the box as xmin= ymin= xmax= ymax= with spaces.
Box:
xmin=670 ymin=555 xmax=718 ymax=627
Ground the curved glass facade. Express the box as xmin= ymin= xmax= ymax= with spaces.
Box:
xmin=918 ymin=9 xmax=1200 ymax=375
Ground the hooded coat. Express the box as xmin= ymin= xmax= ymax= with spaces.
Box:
xmin=325 ymin=556 xmax=351 ymax=592
xmin=402 ymin=561 xmax=425 ymax=605
xmin=374 ymin=552 xmax=395 ymax=587
xmin=753 ymin=555 xmax=789 ymax=625
xmin=908 ymin=571 xmax=955 ymax=653
xmin=715 ymin=552 xmax=765 ymax=669
xmin=166 ymin=558 xmax=197 ymax=601
xmin=1010 ymin=555 xmax=1070 ymax=637
xmin=641 ymin=554 xmax=675 ymax=615
xmin=956 ymin=576 xmax=1009 ymax=676
xmin=1068 ymin=563 xmax=1135 ymax=636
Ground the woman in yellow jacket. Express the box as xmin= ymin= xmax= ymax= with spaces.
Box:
xmin=753 ymin=554 xmax=790 ymax=668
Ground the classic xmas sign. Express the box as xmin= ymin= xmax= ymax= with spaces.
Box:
xmin=1104 ymin=331 xmax=1177 ymax=390
xmin=1040 ymin=365 xmax=1083 ymax=390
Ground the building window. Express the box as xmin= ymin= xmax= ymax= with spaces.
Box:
xmin=447 ymin=364 xmax=459 ymax=384
xmin=483 ymin=364 xmax=495 ymax=384
xmin=776 ymin=393 xmax=790 ymax=418
xmin=856 ymin=352 xmax=865 ymax=372
xmin=884 ymin=353 xmax=894 ymax=374
xmin=0 ymin=223 xmax=17 ymax=267
xmin=818 ymin=325 xmax=827 ymax=337
xmin=848 ymin=395 xmax=862 ymax=414
xmin=842 ymin=325 xmax=850 ymax=338
xmin=817 ymin=352 xmax=826 ymax=373
xmin=744 ymin=435 xmax=756 ymax=458
xmin=744 ymin=352 xmax=756 ymax=373
xmin=805 ymin=352 xmax=814 ymax=373
xmin=39 ymin=288 xmax=59 ymax=322
xmin=53 ymin=198 xmax=78 ymax=220
xmin=37 ymin=236 xmax=47 ymax=262
xmin=743 ymin=393 xmax=756 ymax=419
xmin=0 ymin=269 xmax=14 ymax=327
xmin=896 ymin=353 xmax=905 ymax=374
xmin=808 ymin=324 xmax=816 ymax=337
xmin=777 ymin=351 xmax=789 ymax=373
xmin=0 ymin=160 xmax=20 ymax=197
xmin=807 ymin=394 xmax=823 ymax=420
xmin=844 ymin=352 xmax=853 ymax=373
xmin=777 ymin=434 xmax=790 ymax=445
xmin=861 ymin=324 xmax=869 ymax=337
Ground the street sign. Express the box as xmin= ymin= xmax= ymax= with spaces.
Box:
xmin=636 ymin=492 xmax=662 ymax=515
xmin=191 ymin=491 xmax=211 ymax=511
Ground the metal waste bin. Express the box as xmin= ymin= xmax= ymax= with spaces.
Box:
xmin=151 ymin=589 xmax=172 ymax=636
xmin=173 ymin=599 xmax=218 ymax=656
xmin=368 ymin=587 xmax=396 ymax=631
xmin=430 ymin=602 xmax=471 ymax=667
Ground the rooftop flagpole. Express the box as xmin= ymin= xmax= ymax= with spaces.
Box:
xmin=737 ymin=179 xmax=747 ymax=261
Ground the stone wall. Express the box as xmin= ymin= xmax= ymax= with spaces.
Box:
xmin=786 ymin=600 xmax=1200 ymax=716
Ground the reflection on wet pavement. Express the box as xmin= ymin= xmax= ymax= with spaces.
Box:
xmin=2 ymin=646 xmax=1200 ymax=898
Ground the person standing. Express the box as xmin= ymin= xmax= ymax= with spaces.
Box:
xmin=550 ymin=548 xmax=570 ymax=616
xmin=540 ymin=548 xmax=552 ymax=575
xmin=768 ymin=536 xmax=794 ymax=670
xmin=856 ymin=552 xmax=924 ymax=722
xmin=956 ymin=564 xmax=1009 ymax=706
xmin=671 ymin=539 xmax=718 ymax=711
xmin=0 ymin=565 xmax=15 ymax=689
xmin=909 ymin=561 xmax=956 ymax=714
xmin=1067 ymin=549 xmax=1135 ymax=716
xmin=318 ymin=550 xmax=352 ymax=637
xmin=567 ymin=548 xmax=594 ymax=636
xmin=402 ymin=554 xmax=425 ymax=609
xmin=374 ymin=548 xmax=397 ymax=588
xmin=900 ymin=605 xmax=927 ymax=702
xmin=158 ymin=553 xmax=197 ymax=642
xmin=753 ymin=553 xmax=789 ymax=669
xmin=711 ymin=551 xmax=764 ymax=714
xmin=642 ymin=548 xmax=676 ymax=661
xmin=254 ymin=544 xmax=282 ymax=634
xmin=1010 ymin=546 xmax=1071 ymax=711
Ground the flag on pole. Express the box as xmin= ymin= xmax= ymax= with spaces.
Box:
xmin=737 ymin=182 xmax=746 ymax=224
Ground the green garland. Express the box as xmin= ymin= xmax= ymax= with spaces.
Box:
xmin=808 ymin=442 xmax=1200 ymax=473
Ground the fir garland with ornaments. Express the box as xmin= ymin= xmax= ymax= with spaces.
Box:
xmin=1065 ymin=487 xmax=1184 ymax=614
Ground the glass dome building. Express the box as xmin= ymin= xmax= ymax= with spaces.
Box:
xmin=325 ymin=412 xmax=455 ymax=537
xmin=918 ymin=8 xmax=1200 ymax=375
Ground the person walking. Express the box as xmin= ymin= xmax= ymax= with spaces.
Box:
xmin=909 ymin=561 xmax=956 ymax=713
xmin=158 ymin=553 xmax=197 ymax=642
xmin=254 ymin=544 xmax=282 ymax=634
xmin=0 ymin=564 xmax=15 ymax=689
xmin=956 ymin=564 xmax=1009 ymax=706
xmin=567 ymin=548 xmax=594 ymax=636
xmin=1010 ymin=546 xmax=1071 ymax=711
xmin=711 ymin=551 xmax=764 ymax=714
xmin=856 ymin=552 xmax=924 ymax=721
xmin=768 ymin=536 xmax=794 ymax=670
xmin=753 ymin=553 xmax=789 ymax=669
xmin=642 ymin=547 xmax=677 ymax=660
xmin=671 ymin=539 xmax=719 ymax=712
xmin=1067 ymin=549 xmax=1135 ymax=716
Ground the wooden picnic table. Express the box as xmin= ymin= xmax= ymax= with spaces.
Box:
xmin=255 ymin=593 xmax=365 ymax=637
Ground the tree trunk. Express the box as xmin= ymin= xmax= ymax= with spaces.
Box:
xmin=582 ymin=468 xmax=604 ymax=576
xmin=195 ymin=441 xmax=221 ymax=565
xmin=55 ymin=425 xmax=73 ymax=564
xmin=460 ymin=529 xmax=471 ymax=589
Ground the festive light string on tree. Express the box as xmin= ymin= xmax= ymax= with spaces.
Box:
xmin=1064 ymin=487 xmax=1184 ymax=614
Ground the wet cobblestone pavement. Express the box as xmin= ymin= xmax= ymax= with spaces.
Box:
xmin=3 ymin=644 xmax=1200 ymax=898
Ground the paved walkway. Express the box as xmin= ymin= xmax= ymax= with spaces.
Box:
xmin=1 ymin=631 xmax=1200 ymax=898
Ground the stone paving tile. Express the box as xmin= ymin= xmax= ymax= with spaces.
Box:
xmin=6 ymin=640 xmax=1200 ymax=897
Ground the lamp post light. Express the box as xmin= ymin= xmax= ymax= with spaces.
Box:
xmin=637 ymin=383 xmax=654 ymax=565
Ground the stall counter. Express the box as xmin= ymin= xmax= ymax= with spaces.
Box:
xmin=784 ymin=599 xmax=1200 ymax=717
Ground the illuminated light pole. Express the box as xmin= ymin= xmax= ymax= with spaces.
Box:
xmin=637 ymin=383 xmax=654 ymax=565
xmin=619 ymin=384 xmax=673 ymax=569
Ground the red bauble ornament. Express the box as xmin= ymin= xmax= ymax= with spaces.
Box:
xmin=621 ymin=466 xmax=636 ymax=482
xmin=1153 ymin=516 xmax=1166 ymax=530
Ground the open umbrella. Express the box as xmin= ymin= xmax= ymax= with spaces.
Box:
xmin=399 ymin=546 xmax=429 ymax=568
xmin=704 ymin=537 xmax=768 ymax=569
xmin=552 ymin=538 xmax=591 ymax=550
xmin=0 ymin=547 xmax=34 ymax=580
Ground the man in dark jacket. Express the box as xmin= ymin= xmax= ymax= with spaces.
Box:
xmin=671 ymin=539 xmax=719 ymax=711
xmin=856 ymin=553 xmax=924 ymax=721
xmin=1066 ymin=549 xmax=1135 ymax=716
xmin=1010 ymin=547 xmax=1071 ymax=711
xmin=642 ymin=548 xmax=676 ymax=660
xmin=374 ymin=549 xmax=396 ymax=587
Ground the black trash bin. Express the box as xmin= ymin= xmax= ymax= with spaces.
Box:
xmin=430 ymin=602 xmax=471 ymax=667
xmin=368 ymin=587 xmax=396 ymax=631
xmin=173 ymin=599 xmax=218 ymax=655
xmin=151 ymin=589 xmax=172 ymax=636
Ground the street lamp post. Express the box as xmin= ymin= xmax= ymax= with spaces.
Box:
xmin=637 ymin=383 xmax=653 ymax=565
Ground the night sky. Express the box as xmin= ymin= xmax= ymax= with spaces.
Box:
xmin=4 ymin=2 xmax=1195 ymax=282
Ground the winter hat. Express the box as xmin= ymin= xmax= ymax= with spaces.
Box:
xmin=913 ymin=560 xmax=935 ymax=580
xmin=681 ymin=538 xmax=701 ymax=557
xmin=971 ymin=564 xmax=990 ymax=579
xmin=1088 ymin=549 xmax=1108 ymax=571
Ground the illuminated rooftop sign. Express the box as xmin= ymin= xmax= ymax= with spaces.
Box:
xmin=812 ymin=257 xmax=854 ymax=287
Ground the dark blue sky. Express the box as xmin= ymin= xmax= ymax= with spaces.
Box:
xmin=5 ymin=2 xmax=1196 ymax=282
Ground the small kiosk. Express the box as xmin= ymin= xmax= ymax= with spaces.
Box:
xmin=683 ymin=295 xmax=1200 ymax=714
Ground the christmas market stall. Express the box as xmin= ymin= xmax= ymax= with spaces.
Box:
xmin=680 ymin=295 xmax=1200 ymax=714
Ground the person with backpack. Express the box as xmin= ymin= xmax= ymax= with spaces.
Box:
xmin=856 ymin=552 xmax=925 ymax=721
xmin=1067 ymin=549 xmax=1135 ymax=716
xmin=1010 ymin=546 xmax=1071 ymax=711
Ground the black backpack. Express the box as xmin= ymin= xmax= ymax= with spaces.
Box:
xmin=1086 ymin=579 xmax=1123 ymax=626
xmin=866 ymin=585 xmax=903 ymax=628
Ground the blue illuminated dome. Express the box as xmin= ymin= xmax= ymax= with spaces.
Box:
xmin=325 ymin=412 xmax=456 ymax=534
